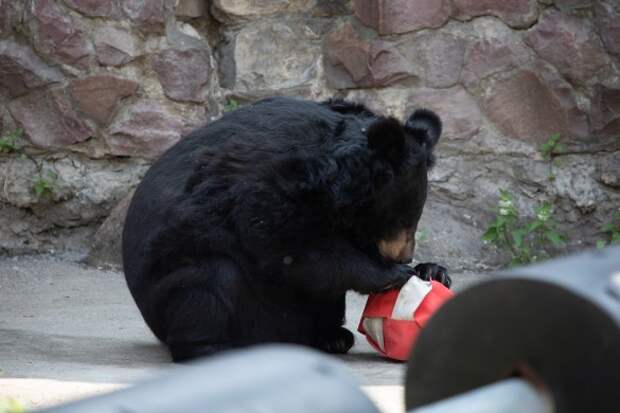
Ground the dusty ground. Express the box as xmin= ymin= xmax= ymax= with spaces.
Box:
xmin=0 ymin=254 xmax=492 ymax=412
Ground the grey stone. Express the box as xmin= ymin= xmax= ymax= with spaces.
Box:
xmin=94 ymin=26 xmax=142 ymax=67
xmin=120 ymin=0 xmax=174 ymax=33
xmin=524 ymin=10 xmax=608 ymax=84
xmin=221 ymin=20 xmax=321 ymax=94
xmin=415 ymin=33 xmax=466 ymax=88
xmin=353 ymin=0 xmax=451 ymax=35
xmin=152 ymin=48 xmax=211 ymax=103
xmin=175 ymin=0 xmax=205 ymax=18
xmin=86 ymin=191 xmax=134 ymax=270
xmin=407 ymin=87 xmax=482 ymax=141
xmin=105 ymin=100 xmax=185 ymax=158
xmin=69 ymin=75 xmax=139 ymax=125
xmin=211 ymin=0 xmax=305 ymax=22
xmin=597 ymin=154 xmax=620 ymax=188
xmin=0 ymin=40 xmax=64 ymax=97
xmin=554 ymin=0 xmax=592 ymax=11
xmin=552 ymin=155 xmax=604 ymax=213
xmin=9 ymin=88 xmax=93 ymax=148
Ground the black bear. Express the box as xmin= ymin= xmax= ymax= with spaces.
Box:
xmin=122 ymin=97 xmax=450 ymax=362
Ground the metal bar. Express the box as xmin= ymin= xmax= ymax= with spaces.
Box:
xmin=408 ymin=378 xmax=554 ymax=413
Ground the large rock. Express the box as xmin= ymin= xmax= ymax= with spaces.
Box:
xmin=219 ymin=20 xmax=321 ymax=94
xmin=152 ymin=48 xmax=211 ymax=103
xmin=69 ymin=75 xmax=139 ymax=125
xmin=9 ymin=88 xmax=93 ymax=148
xmin=597 ymin=154 xmax=620 ymax=188
xmin=554 ymin=0 xmax=592 ymax=11
xmin=414 ymin=33 xmax=466 ymax=88
xmin=352 ymin=0 xmax=451 ymax=35
xmin=86 ymin=191 xmax=134 ymax=270
xmin=175 ymin=0 xmax=205 ymax=18
xmin=211 ymin=0 xmax=308 ymax=22
xmin=120 ymin=0 xmax=173 ymax=33
xmin=30 ymin=0 xmax=93 ymax=70
xmin=0 ymin=40 xmax=64 ymax=97
xmin=481 ymin=69 xmax=588 ymax=144
xmin=591 ymin=86 xmax=620 ymax=140
xmin=63 ymin=0 xmax=120 ymax=17
xmin=325 ymin=23 xmax=412 ymax=89
xmin=406 ymin=87 xmax=482 ymax=141
xmin=461 ymin=19 xmax=531 ymax=87
xmin=0 ymin=0 xmax=12 ymax=35
xmin=105 ymin=100 xmax=185 ymax=158
xmin=551 ymin=155 xmax=604 ymax=213
xmin=595 ymin=1 xmax=620 ymax=57
xmin=452 ymin=0 xmax=537 ymax=29
xmin=524 ymin=10 xmax=608 ymax=84
xmin=94 ymin=26 xmax=142 ymax=67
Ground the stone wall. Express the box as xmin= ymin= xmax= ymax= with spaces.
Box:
xmin=0 ymin=0 xmax=618 ymax=271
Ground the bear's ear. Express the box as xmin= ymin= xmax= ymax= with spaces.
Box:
xmin=405 ymin=109 xmax=442 ymax=148
xmin=367 ymin=117 xmax=406 ymax=163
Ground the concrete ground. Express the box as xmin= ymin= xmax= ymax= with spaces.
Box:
xmin=0 ymin=255 xmax=492 ymax=412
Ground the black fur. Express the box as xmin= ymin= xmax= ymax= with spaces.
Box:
xmin=122 ymin=97 xmax=448 ymax=362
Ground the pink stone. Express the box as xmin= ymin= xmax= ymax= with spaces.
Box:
xmin=481 ymin=69 xmax=588 ymax=144
xmin=69 ymin=75 xmax=138 ymax=126
xmin=326 ymin=23 xmax=412 ymax=89
xmin=31 ymin=0 xmax=92 ymax=70
xmin=120 ymin=0 xmax=172 ymax=33
xmin=9 ymin=88 xmax=92 ymax=148
xmin=595 ymin=1 xmax=620 ymax=56
xmin=0 ymin=40 xmax=63 ymax=97
xmin=94 ymin=26 xmax=141 ymax=67
xmin=106 ymin=101 xmax=185 ymax=158
xmin=524 ymin=10 xmax=607 ymax=84
xmin=408 ymin=87 xmax=482 ymax=140
xmin=453 ymin=0 xmax=537 ymax=29
xmin=64 ymin=0 xmax=119 ymax=17
xmin=152 ymin=48 xmax=211 ymax=103
xmin=353 ymin=0 xmax=451 ymax=34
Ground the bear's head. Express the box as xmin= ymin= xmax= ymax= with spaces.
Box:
xmin=365 ymin=109 xmax=442 ymax=264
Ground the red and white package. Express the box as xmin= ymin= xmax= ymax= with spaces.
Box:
xmin=358 ymin=276 xmax=453 ymax=361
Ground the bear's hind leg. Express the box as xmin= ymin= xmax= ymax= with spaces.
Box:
xmin=311 ymin=294 xmax=354 ymax=354
xmin=153 ymin=256 xmax=243 ymax=362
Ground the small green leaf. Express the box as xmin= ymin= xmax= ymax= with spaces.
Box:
xmin=546 ymin=231 xmax=564 ymax=247
xmin=482 ymin=227 xmax=498 ymax=243
xmin=597 ymin=240 xmax=607 ymax=249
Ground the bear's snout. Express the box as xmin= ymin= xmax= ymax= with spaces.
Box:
xmin=378 ymin=229 xmax=415 ymax=264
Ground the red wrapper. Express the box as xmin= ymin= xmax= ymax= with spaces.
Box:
xmin=358 ymin=277 xmax=453 ymax=361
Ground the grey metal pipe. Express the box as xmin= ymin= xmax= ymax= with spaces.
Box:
xmin=408 ymin=378 xmax=554 ymax=413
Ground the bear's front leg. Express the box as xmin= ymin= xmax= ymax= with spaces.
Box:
xmin=275 ymin=239 xmax=416 ymax=296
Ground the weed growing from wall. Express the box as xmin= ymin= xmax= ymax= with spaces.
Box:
xmin=0 ymin=129 xmax=61 ymax=198
xmin=482 ymin=135 xmax=567 ymax=266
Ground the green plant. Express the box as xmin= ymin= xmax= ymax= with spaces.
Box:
xmin=224 ymin=98 xmax=239 ymax=112
xmin=0 ymin=398 xmax=25 ymax=413
xmin=483 ymin=190 xmax=565 ymax=266
xmin=33 ymin=169 xmax=59 ymax=197
xmin=538 ymin=133 xmax=564 ymax=161
xmin=0 ymin=129 xmax=22 ymax=154
xmin=415 ymin=228 xmax=427 ymax=244
xmin=597 ymin=211 xmax=620 ymax=248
